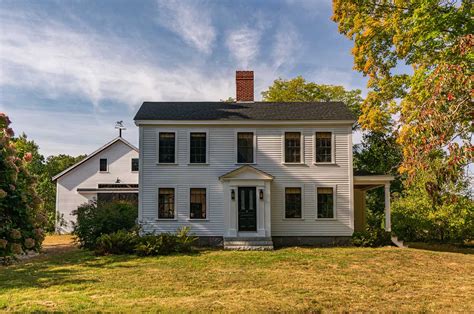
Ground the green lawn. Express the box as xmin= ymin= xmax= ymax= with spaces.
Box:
xmin=0 ymin=236 xmax=473 ymax=312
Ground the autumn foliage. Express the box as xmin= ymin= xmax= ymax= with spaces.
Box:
xmin=0 ymin=113 xmax=46 ymax=262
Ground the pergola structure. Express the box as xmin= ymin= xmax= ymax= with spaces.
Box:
xmin=353 ymin=175 xmax=395 ymax=232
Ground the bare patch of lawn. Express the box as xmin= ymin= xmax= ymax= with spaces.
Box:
xmin=0 ymin=235 xmax=473 ymax=312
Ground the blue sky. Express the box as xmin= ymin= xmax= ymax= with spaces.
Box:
xmin=0 ymin=0 xmax=367 ymax=156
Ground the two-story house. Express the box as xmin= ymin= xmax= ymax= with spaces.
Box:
xmin=134 ymin=71 xmax=393 ymax=249
xmin=53 ymin=136 xmax=139 ymax=233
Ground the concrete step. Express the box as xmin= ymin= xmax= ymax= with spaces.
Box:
xmin=224 ymin=237 xmax=274 ymax=250
xmin=224 ymin=245 xmax=274 ymax=251
xmin=224 ymin=240 xmax=274 ymax=246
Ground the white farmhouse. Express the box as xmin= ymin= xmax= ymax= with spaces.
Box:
xmin=134 ymin=71 xmax=393 ymax=249
xmin=52 ymin=137 xmax=139 ymax=233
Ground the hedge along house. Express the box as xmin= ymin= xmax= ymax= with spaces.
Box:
xmin=134 ymin=71 xmax=394 ymax=249
xmin=52 ymin=136 xmax=139 ymax=233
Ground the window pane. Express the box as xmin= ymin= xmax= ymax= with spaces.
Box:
xmin=316 ymin=132 xmax=332 ymax=163
xmin=99 ymin=158 xmax=107 ymax=171
xmin=285 ymin=187 xmax=302 ymax=218
xmin=158 ymin=188 xmax=175 ymax=219
xmin=285 ymin=132 xmax=301 ymax=163
xmin=237 ymin=132 xmax=254 ymax=163
xmin=190 ymin=188 xmax=206 ymax=219
xmin=131 ymin=158 xmax=139 ymax=171
xmin=190 ymin=133 xmax=206 ymax=163
xmin=317 ymin=187 xmax=334 ymax=218
xmin=159 ymin=133 xmax=175 ymax=163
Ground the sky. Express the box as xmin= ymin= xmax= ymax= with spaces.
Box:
xmin=0 ymin=0 xmax=368 ymax=157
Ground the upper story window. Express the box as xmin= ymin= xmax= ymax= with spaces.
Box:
xmin=315 ymin=132 xmax=333 ymax=163
xmin=190 ymin=132 xmax=207 ymax=164
xmin=158 ymin=188 xmax=175 ymax=219
xmin=317 ymin=187 xmax=335 ymax=219
xmin=285 ymin=187 xmax=302 ymax=218
xmin=190 ymin=188 xmax=207 ymax=219
xmin=99 ymin=158 xmax=108 ymax=172
xmin=237 ymin=132 xmax=254 ymax=163
xmin=158 ymin=132 xmax=176 ymax=163
xmin=284 ymin=132 xmax=302 ymax=163
xmin=131 ymin=158 xmax=139 ymax=172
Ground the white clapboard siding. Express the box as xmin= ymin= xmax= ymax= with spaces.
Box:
xmin=56 ymin=140 xmax=139 ymax=232
xmin=140 ymin=125 xmax=353 ymax=236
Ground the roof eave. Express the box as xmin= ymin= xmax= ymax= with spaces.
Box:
xmin=134 ymin=119 xmax=356 ymax=126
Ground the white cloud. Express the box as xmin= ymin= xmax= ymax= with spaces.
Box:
xmin=155 ymin=0 xmax=216 ymax=54
xmin=272 ymin=21 xmax=301 ymax=69
xmin=226 ymin=26 xmax=263 ymax=69
xmin=0 ymin=12 xmax=233 ymax=109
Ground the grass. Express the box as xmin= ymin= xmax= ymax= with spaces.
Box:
xmin=0 ymin=236 xmax=473 ymax=312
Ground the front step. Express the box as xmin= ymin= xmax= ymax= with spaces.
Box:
xmin=224 ymin=237 xmax=274 ymax=250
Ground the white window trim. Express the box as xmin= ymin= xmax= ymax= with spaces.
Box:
xmin=187 ymin=185 xmax=210 ymax=221
xmin=187 ymin=130 xmax=210 ymax=165
xmin=156 ymin=130 xmax=178 ymax=165
xmin=235 ymin=129 xmax=257 ymax=165
xmin=315 ymin=184 xmax=337 ymax=220
xmin=283 ymin=184 xmax=305 ymax=220
xmin=157 ymin=185 xmax=178 ymax=220
xmin=131 ymin=157 xmax=139 ymax=172
xmin=99 ymin=158 xmax=108 ymax=173
xmin=281 ymin=130 xmax=305 ymax=165
xmin=313 ymin=129 xmax=336 ymax=165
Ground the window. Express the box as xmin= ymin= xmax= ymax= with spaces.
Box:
xmin=285 ymin=187 xmax=302 ymax=218
xmin=158 ymin=132 xmax=176 ymax=163
xmin=131 ymin=158 xmax=139 ymax=171
xmin=158 ymin=188 xmax=175 ymax=219
xmin=317 ymin=187 xmax=334 ymax=219
xmin=237 ymin=132 xmax=254 ymax=163
xmin=190 ymin=132 xmax=207 ymax=163
xmin=190 ymin=188 xmax=206 ymax=219
xmin=284 ymin=132 xmax=301 ymax=163
xmin=99 ymin=158 xmax=107 ymax=172
xmin=315 ymin=132 xmax=333 ymax=163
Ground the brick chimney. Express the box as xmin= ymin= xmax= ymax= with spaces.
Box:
xmin=236 ymin=70 xmax=254 ymax=102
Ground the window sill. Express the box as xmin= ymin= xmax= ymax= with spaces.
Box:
xmin=282 ymin=162 xmax=307 ymax=166
xmin=315 ymin=218 xmax=337 ymax=221
xmin=131 ymin=171 xmax=139 ymax=173
xmin=235 ymin=162 xmax=256 ymax=165
xmin=156 ymin=163 xmax=178 ymax=165
xmin=313 ymin=162 xmax=337 ymax=166
xmin=187 ymin=163 xmax=209 ymax=166
xmin=99 ymin=171 xmax=109 ymax=173
xmin=155 ymin=218 xmax=178 ymax=221
xmin=282 ymin=218 xmax=305 ymax=221
xmin=187 ymin=218 xmax=209 ymax=221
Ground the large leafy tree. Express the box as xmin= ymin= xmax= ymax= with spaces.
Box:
xmin=332 ymin=0 xmax=473 ymax=204
xmin=261 ymin=76 xmax=363 ymax=118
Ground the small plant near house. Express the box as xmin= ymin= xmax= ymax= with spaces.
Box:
xmin=352 ymin=210 xmax=392 ymax=247
xmin=95 ymin=229 xmax=139 ymax=255
xmin=72 ymin=200 xmax=137 ymax=249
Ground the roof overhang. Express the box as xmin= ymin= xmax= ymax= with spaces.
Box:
xmin=354 ymin=175 xmax=395 ymax=191
xmin=77 ymin=188 xmax=138 ymax=194
xmin=219 ymin=165 xmax=274 ymax=181
xmin=52 ymin=137 xmax=138 ymax=182
xmin=134 ymin=120 xmax=355 ymax=126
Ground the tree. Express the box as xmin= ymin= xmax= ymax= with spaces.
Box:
xmin=261 ymin=76 xmax=363 ymax=118
xmin=332 ymin=1 xmax=473 ymax=209
xmin=0 ymin=113 xmax=45 ymax=262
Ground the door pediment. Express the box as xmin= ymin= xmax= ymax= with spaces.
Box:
xmin=219 ymin=165 xmax=274 ymax=181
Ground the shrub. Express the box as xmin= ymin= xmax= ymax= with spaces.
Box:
xmin=352 ymin=210 xmax=392 ymax=247
xmin=72 ymin=200 xmax=137 ymax=249
xmin=0 ymin=113 xmax=46 ymax=263
xmin=95 ymin=230 xmax=139 ymax=255
xmin=135 ymin=233 xmax=178 ymax=256
xmin=175 ymin=226 xmax=198 ymax=253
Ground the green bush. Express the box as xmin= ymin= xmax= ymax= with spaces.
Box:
xmin=135 ymin=233 xmax=178 ymax=256
xmin=72 ymin=200 xmax=137 ymax=249
xmin=95 ymin=229 xmax=139 ymax=255
xmin=352 ymin=210 xmax=392 ymax=247
xmin=392 ymin=191 xmax=474 ymax=243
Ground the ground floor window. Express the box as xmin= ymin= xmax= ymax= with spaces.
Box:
xmin=317 ymin=187 xmax=334 ymax=218
xmin=285 ymin=187 xmax=302 ymax=218
xmin=158 ymin=188 xmax=175 ymax=219
xmin=190 ymin=188 xmax=206 ymax=219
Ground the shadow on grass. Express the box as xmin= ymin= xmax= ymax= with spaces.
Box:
xmin=407 ymin=242 xmax=474 ymax=255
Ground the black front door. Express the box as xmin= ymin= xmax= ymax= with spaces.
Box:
xmin=238 ymin=187 xmax=257 ymax=231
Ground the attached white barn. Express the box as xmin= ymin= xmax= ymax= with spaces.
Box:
xmin=52 ymin=137 xmax=139 ymax=233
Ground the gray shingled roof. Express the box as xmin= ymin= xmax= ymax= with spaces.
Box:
xmin=134 ymin=102 xmax=356 ymax=121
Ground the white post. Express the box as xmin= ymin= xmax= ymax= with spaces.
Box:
xmin=384 ymin=183 xmax=391 ymax=232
